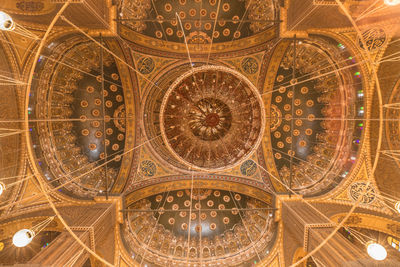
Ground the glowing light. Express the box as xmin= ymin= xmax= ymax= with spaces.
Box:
xmin=0 ymin=11 xmax=15 ymax=31
xmin=0 ymin=182 xmax=5 ymax=196
xmin=384 ymin=0 xmax=400 ymax=6
xmin=395 ymin=201 xmax=400 ymax=213
xmin=12 ymin=229 xmax=35 ymax=247
xmin=367 ymin=242 xmax=387 ymax=261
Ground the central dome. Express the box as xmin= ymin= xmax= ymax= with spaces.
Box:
xmin=160 ymin=65 xmax=265 ymax=171
xmin=188 ymin=98 xmax=232 ymax=141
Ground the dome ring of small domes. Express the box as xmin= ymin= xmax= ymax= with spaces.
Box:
xmin=159 ymin=65 xmax=265 ymax=172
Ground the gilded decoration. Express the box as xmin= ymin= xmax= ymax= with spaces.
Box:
xmin=358 ymin=28 xmax=387 ymax=51
xmin=241 ymin=57 xmax=259 ymax=75
xmin=348 ymin=181 xmax=376 ymax=204
xmin=261 ymin=40 xmax=290 ymax=193
xmin=123 ymin=188 xmax=277 ymax=266
xmin=119 ymin=23 xmax=277 ymax=54
xmin=136 ymin=56 xmax=155 ymax=75
xmin=159 ymin=65 xmax=265 ymax=171
xmin=132 ymin=53 xmax=177 ymax=98
xmin=220 ymin=53 xmax=264 ymax=86
xmin=0 ymin=41 xmax=22 ymax=215
xmin=119 ymin=0 xmax=151 ymax=32
xmin=29 ymin=36 xmax=134 ymax=197
xmin=385 ymin=78 xmax=400 ymax=169
xmin=331 ymin=213 xmax=400 ymax=240
xmin=261 ymin=36 xmax=364 ymax=196
xmin=0 ymin=0 xmax=56 ymax=16
xmin=140 ymin=160 xmax=157 ymax=177
xmin=118 ymin=0 xmax=276 ymax=44
xmin=2 ymin=0 xmax=400 ymax=266
xmin=125 ymin=178 xmax=273 ymax=206
xmin=240 ymin=160 xmax=258 ymax=177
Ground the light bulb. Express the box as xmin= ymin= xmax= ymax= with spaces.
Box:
xmin=384 ymin=0 xmax=400 ymax=6
xmin=0 ymin=182 xmax=5 ymax=196
xmin=0 ymin=11 xmax=15 ymax=31
xmin=395 ymin=201 xmax=400 ymax=213
xmin=366 ymin=242 xmax=387 ymax=261
xmin=12 ymin=229 xmax=35 ymax=247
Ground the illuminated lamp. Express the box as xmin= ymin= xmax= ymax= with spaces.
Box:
xmin=0 ymin=11 xmax=15 ymax=31
xmin=12 ymin=216 xmax=55 ymax=248
xmin=0 ymin=182 xmax=5 ymax=196
xmin=12 ymin=229 xmax=35 ymax=247
xmin=395 ymin=201 xmax=400 ymax=213
xmin=384 ymin=0 xmax=400 ymax=6
xmin=366 ymin=241 xmax=387 ymax=261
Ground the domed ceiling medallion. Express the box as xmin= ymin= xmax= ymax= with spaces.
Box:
xmin=160 ymin=65 xmax=265 ymax=171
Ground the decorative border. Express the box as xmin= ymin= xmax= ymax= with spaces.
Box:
xmin=125 ymin=175 xmax=273 ymax=206
xmin=119 ymin=24 xmax=277 ymax=56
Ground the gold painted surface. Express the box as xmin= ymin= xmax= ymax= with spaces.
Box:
xmin=1 ymin=1 xmax=399 ymax=264
xmin=333 ymin=162 xmax=385 ymax=210
xmin=223 ymin=52 xmax=264 ymax=86
xmin=120 ymin=24 xmax=277 ymax=54
xmin=228 ymin=152 xmax=263 ymax=181
xmin=132 ymin=53 xmax=177 ymax=98
xmin=331 ymin=212 xmax=400 ymax=239
xmin=125 ymin=179 xmax=273 ymax=206
xmin=261 ymin=40 xmax=290 ymax=193
xmin=0 ymin=0 xmax=56 ymax=16
xmin=292 ymin=247 xmax=307 ymax=267
xmin=137 ymin=145 xmax=172 ymax=179
xmin=15 ymin=168 xmax=54 ymax=209
xmin=3 ymin=30 xmax=40 ymax=70
xmin=107 ymin=39 xmax=135 ymax=194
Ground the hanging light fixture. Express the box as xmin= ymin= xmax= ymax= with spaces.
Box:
xmin=12 ymin=229 xmax=35 ymax=247
xmin=384 ymin=0 xmax=400 ymax=6
xmin=0 ymin=11 xmax=15 ymax=31
xmin=395 ymin=201 xmax=400 ymax=213
xmin=12 ymin=216 xmax=55 ymax=248
xmin=366 ymin=241 xmax=387 ymax=261
xmin=0 ymin=182 xmax=5 ymax=196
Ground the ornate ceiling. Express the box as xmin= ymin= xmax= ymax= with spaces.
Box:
xmin=119 ymin=0 xmax=277 ymax=44
xmin=30 ymin=36 xmax=126 ymax=198
xmin=159 ymin=65 xmax=264 ymax=171
xmin=124 ymin=188 xmax=276 ymax=266
xmin=267 ymin=36 xmax=363 ymax=196
xmin=0 ymin=0 xmax=400 ymax=267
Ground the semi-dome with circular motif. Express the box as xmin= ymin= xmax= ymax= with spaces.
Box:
xmin=119 ymin=0 xmax=276 ymax=44
xmin=160 ymin=65 xmax=265 ymax=171
xmin=28 ymin=36 xmax=130 ymax=198
xmin=264 ymin=36 xmax=364 ymax=196
xmin=123 ymin=188 xmax=276 ymax=267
